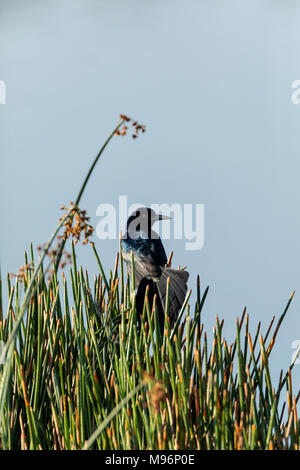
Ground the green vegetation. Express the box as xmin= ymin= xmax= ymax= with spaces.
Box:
xmin=0 ymin=116 xmax=299 ymax=450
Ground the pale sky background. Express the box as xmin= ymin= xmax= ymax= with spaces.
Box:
xmin=1 ymin=0 xmax=300 ymax=392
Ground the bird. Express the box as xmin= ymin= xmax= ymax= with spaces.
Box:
xmin=121 ymin=207 xmax=189 ymax=332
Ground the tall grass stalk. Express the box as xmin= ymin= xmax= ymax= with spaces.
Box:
xmin=54 ymin=117 xmax=125 ymax=271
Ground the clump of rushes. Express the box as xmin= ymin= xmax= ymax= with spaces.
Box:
xmin=1 ymin=114 xmax=299 ymax=450
xmin=0 ymin=247 xmax=299 ymax=450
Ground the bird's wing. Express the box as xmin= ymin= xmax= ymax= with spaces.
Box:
xmin=133 ymin=239 xmax=163 ymax=283
xmin=121 ymin=236 xmax=167 ymax=285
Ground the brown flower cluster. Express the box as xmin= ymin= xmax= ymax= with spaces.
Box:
xmin=37 ymin=241 xmax=72 ymax=270
xmin=59 ymin=204 xmax=94 ymax=246
xmin=10 ymin=263 xmax=33 ymax=281
xmin=116 ymin=114 xmax=146 ymax=138
xmin=37 ymin=204 xmax=95 ymax=275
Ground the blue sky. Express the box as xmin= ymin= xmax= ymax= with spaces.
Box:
xmin=1 ymin=0 xmax=300 ymax=390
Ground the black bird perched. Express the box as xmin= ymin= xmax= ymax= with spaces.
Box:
xmin=121 ymin=207 xmax=189 ymax=331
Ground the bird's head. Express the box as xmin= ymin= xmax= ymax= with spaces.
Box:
xmin=126 ymin=207 xmax=170 ymax=236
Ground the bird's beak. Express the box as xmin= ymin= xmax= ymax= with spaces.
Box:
xmin=158 ymin=214 xmax=171 ymax=221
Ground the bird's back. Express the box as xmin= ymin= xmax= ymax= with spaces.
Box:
xmin=121 ymin=230 xmax=167 ymax=284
